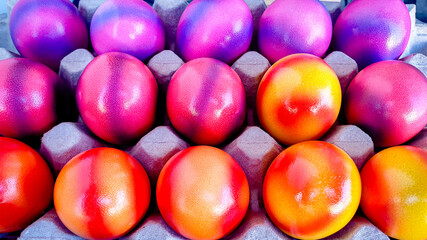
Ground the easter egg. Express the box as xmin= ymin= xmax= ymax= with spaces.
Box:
xmin=345 ymin=61 xmax=427 ymax=147
xmin=54 ymin=148 xmax=151 ymax=240
xmin=333 ymin=0 xmax=411 ymax=68
xmin=263 ymin=141 xmax=361 ymax=239
xmin=76 ymin=52 xmax=158 ymax=145
xmin=0 ymin=58 xmax=62 ymax=138
xmin=156 ymin=146 xmax=249 ymax=239
xmin=166 ymin=58 xmax=246 ymax=145
xmin=256 ymin=53 xmax=341 ymax=146
xmin=0 ymin=137 xmax=54 ymax=233
xmin=10 ymin=0 xmax=88 ymax=70
xmin=258 ymin=0 xmax=332 ymax=63
xmin=91 ymin=0 xmax=165 ymax=61
xmin=361 ymin=146 xmax=427 ymax=240
xmin=176 ymin=0 xmax=253 ymax=64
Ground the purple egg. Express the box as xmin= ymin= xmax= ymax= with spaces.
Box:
xmin=91 ymin=0 xmax=165 ymax=61
xmin=176 ymin=0 xmax=253 ymax=64
xmin=257 ymin=0 xmax=332 ymax=63
xmin=9 ymin=0 xmax=88 ymax=70
xmin=333 ymin=0 xmax=411 ymax=68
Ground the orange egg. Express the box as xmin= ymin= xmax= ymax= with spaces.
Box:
xmin=263 ymin=141 xmax=361 ymax=239
xmin=256 ymin=53 xmax=341 ymax=145
xmin=54 ymin=148 xmax=151 ymax=240
xmin=361 ymin=146 xmax=427 ymax=240
xmin=0 ymin=137 xmax=54 ymax=233
xmin=156 ymin=146 xmax=249 ymax=239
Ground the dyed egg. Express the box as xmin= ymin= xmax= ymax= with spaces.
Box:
xmin=91 ymin=0 xmax=165 ymax=61
xmin=54 ymin=148 xmax=151 ymax=239
xmin=0 ymin=137 xmax=54 ymax=233
xmin=10 ymin=0 xmax=88 ymax=70
xmin=361 ymin=146 xmax=427 ymax=240
xmin=257 ymin=54 xmax=341 ymax=146
xmin=0 ymin=58 xmax=61 ymax=138
xmin=157 ymin=146 xmax=249 ymax=239
xmin=176 ymin=0 xmax=253 ymax=64
xmin=258 ymin=0 xmax=332 ymax=63
xmin=345 ymin=61 xmax=427 ymax=147
xmin=263 ymin=141 xmax=361 ymax=239
xmin=333 ymin=0 xmax=411 ymax=68
xmin=76 ymin=52 xmax=158 ymax=145
xmin=167 ymin=58 xmax=246 ymax=145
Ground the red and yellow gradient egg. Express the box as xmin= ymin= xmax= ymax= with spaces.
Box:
xmin=54 ymin=148 xmax=151 ymax=240
xmin=361 ymin=146 xmax=427 ymax=240
xmin=0 ymin=137 xmax=54 ymax=233
xmin=263 ymin=141 xmax=361 ymax=239
xmin=156 ymin=146 xmax=249 ymax=240
xmin=257 ymin=54 xmax=341 ymax=146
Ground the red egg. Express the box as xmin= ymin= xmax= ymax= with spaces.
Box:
xmin=345 ymin=61 xmax=427 ymax=147
xmin=0 ymin=137 xmax=54 ymax=233
xmin=76 ymin=52 xmax=158 ymax=144
xmin=54 ymin=148 xmax=151 ymax=239
xmin=0 ymin=58 xmax=61 ymax=138
xmin=166 ymin=58 xmax=246 ymax=145
xmin=156 ymin=146 xmax=249 ymax=239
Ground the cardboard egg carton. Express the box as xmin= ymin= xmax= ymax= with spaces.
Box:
xmin=0 ymin=0 xmax=426 ymax=239
xmin=9 ymin=45 xmax=426 ymax=240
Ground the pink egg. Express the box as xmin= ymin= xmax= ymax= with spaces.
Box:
xmin=167 ymin=58 xmax=246 ymax=145
xmin=91 ymin=0 xmax=165 ymax=61
xmin=345 ymin=61 xmax=427 ymax=147
xmin=176 ymin=0 xmax=253 ymax=64
xmin=0 ymin=58 xmax=61 ymax=138
xmin=76 ymin=52 xmax=158 ymax=145
xmin=258 ymin=0 xmax=332 ymax=63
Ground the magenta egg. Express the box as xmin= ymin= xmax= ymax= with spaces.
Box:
xmin=91 ymin=0 xmax=165 ymax=61
xmin=257 ymin=0 xmax=332 ymax=63
xmin=0 ymin=58 xmax=61 ymax=138
xmin=76 ymin=52 xmax=158 ymax=145
xmin=10 ymin=0 xmax=88 ymax=70
xmin=345 ymin=61 xmax=427 ymax=147
xmin=166 ymin=58 xmax=246 ymax=145
xmin=176 ymin=0 xmax=253 ymax=64
xmin=333 ymin=0 xmax=411 ymax=68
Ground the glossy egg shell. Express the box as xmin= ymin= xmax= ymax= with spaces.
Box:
xmin=0 ymin=58 xmax=61 ymax=138
xmin=0 ymin=137 xmax=54 ymax=233
xmin=258 ymin=0 xmax=332 ymax=63
xmin=345 ymin=61 xmax=427 ymax=147
xmin=361 ymin=146 xmax=427 ymax=240
xmin=256 ymin=53 xmax=341 ymax=146
xmin=10 ymin=0 xmax=88 ymax=70
xmin=166 ymin=58 xmax=246 ymax=145
xmin=176 ymin=0 xmax=253 ymax=64
xmin=156 ymin=146 xmax=249 ymax=240
xmin=263 ymin=141 xmax=361 ymax=239
xmin=76 ymin=52 xmax=158 ymax=145
xmin=91 ymin=0 xmax=165 ymax=61
xmin=54 ymin=148 xmax=151 ymax=240
xmin=333 ymin=0 xmax=411 ymax=68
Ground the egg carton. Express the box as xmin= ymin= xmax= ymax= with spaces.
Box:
xmin=0 ymin=0 xmax=426 ymax=239
xmin=0 ymin=47 xmax=423 ymax=239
